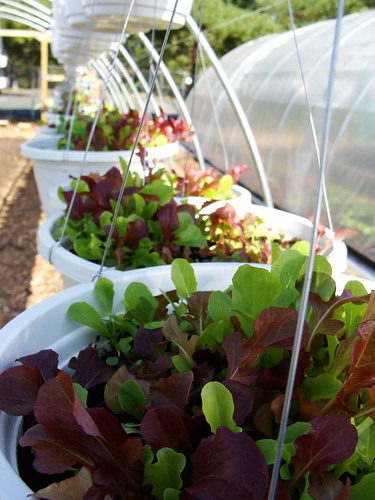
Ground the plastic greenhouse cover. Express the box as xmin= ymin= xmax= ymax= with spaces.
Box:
xmin=186 ymin=10 xmax=375 ymax=267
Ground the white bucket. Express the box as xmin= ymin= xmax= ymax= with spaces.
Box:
xmin=0 ymin=261 xmax=244 ymax=499
xmin=21 ymin=136 xmax=179 ymax=217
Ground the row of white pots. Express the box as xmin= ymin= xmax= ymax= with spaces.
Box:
xmin=51 ymin=0 xmax=194 ymax=69
xmin=21 ymin=135 xmax=180 ymax=218
xmin=65 ymin=0 xmax=194 ymax=34
xmin=37 ymin=202 xmax=348 ymax=289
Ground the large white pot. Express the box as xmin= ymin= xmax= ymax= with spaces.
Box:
xmin=81 ymin=0 xmax=193 ymax=33
xmin=175 ymin=185 xmax=252 ymax=215
xmin=37 ymin=203 xmax=347 ymax=289
xmin=0 ymin=262 xmax=244 ymax=498
xmin=21 ymin=136 xmax=179 ymax=217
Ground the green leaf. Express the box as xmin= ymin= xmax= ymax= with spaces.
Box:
xmin=199 ymin=320 xmax=230 ymax=346
xmin=114 ymin=216 xmax=128 ymax=237
xmin=232 ymin=264 xmax=281 ymax=337
xmin=342 ymin=280 xmax=370 ymax=337
xmin=73 ymin=383 xmax=88 ymax=408
xmin=291 ymin=240 xmax=311 ymax=256
xmin=271 ymin=249 xmax=307 ymax=307
xmin=94 ymin=278 xmax=114 ymax=313
xmin=140 ymin=180 xmax=174 ymax=206
xmin=174 ymin=212 xmax=207 ymax=247
xmin=163 ymin=315 xmax=197 ymax=370
xmin=123 ymin=282 xmax=159 ymax=324
xmin=256 ymin=423 xmax=311 ymax=467
xmin=73 ymin=235 xmax=104 ymax=261
xmin=351 ymin=472 xmax=375 ymax=500
xmin=143 ymin=200 xmax=158 ymax=220
xmin=118 ymin=380 xmax=146 ymax=421
xmin=99 ymin=211 xmax=113 ymax=230
xmin=284 ymin=422 xmax=312 ymax=443
xmin=201 ymin=381 xmax=241 ymax=434
xmin=208 ymin=290 xmax=232 ymax=322
xmin=301 ymin=373 xmax=342 ymax=401
xmin=163 ymin=489 xmax=181 ymax=500
xmin=256 ymin=439 xmax=277 ymax=465
xmin=144 ymin=448 xmax=186 ymax=500
xmin=356 ymin=418 xmax=375 ymax=466
xmin=67 ymin=302 xmax=108 ymax=336
xmin=171 ymin=259 xmax=197 ymax=300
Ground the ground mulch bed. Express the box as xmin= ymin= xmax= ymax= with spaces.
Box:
xmin=0 ymin=122 xmax=63 ymax=329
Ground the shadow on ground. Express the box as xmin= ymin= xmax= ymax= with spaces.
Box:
xmin=0 ymin=165 xmax=42 ymax=327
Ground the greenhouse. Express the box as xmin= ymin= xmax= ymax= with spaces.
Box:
xmin=187 ymin=9 xmax=375 ymax=271
xmin=0 ymin=1 xmax=374 ymax=499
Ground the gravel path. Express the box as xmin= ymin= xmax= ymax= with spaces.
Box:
xmin=0 ymin=122 xmax=63 ymax=328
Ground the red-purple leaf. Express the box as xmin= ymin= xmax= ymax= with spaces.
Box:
xmin=141 ymin=406 xmax=191 ymax=452
xmin=222 ymin=331 xmax=257 ymax=384
xmin=0 ymin=350 xmax=60 ymax=415
xmin=124 ymin=219 xmax=149 ymax=247
xmin=222 ymin=379 xmax=253 ymax=425
xmin=0 ymin=365 xmax=45 ymax=415
xmin=72 ymin=346 xmax=115 ymax=389
xmin=308 ymin=470 xmax=348 ymax=500
xmin=147 ymin=371 xmax=194 ymax=413
xmin=291 ymin=415 xmax=357 ymax=487
xmin=346 ymin=320 xmax=375 ymax=392
xmin=156 ymin=201 xmax=180 ymax=240
xmin=244 ymin=307 xmax=309 ymax=363
xmin=20 ymin=424 xmax=89 ymax=474
xmin=20 ymin=371 xmax=144 ymax=495
xmin=17 ymin=349 xmax=60 ymax=381
xmin=184 ymin=426 xmax=269 ymax=499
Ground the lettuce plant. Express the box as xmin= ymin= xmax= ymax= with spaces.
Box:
xmin=57 ymin=107 xmax=193 ymax=151
xmin=54 ymin=166 xmax=302 ymax=269
xmin=0 ymin=252 xmax=374 ymax=498
xmin=138 ymin=154 xmax=251 ymax=200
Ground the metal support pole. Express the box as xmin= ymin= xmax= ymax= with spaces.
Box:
xmin=139 ymin=31 xmax=206 ymax=171
xmin=40 ymin=34 xmax=49 ymax=108
xmin=118 ymin=45 xmax=160 ymax=114
xmin=185 ymin=15 xmax=273 ymax=207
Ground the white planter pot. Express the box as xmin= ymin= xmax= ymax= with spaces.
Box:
xmin=0 ymin=261 xmax=248 ymax=497
xmin=0 ymin=54 xmax=8 ymax=69
xmin=38 ymin=211 xmax=269 ymax=288
xmin=175 ymin=185 xmax=252 ymax=215
xmin=34 ymin=126 xmax=59 ymax=139
xmin=21 ymin=136 xmax=179 ymax=218
xmin=81 ymin=0 xmax=193 ymax=33
xmin=43 ymin=112 xmax=65 ymax=127
xmin=38 ymin=203 xmax=347 ymax=289
xmin=240 ymin=204 xmax=348 ymax=276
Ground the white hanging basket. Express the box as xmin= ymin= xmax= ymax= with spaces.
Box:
xmin=0 ymin=54 xmax=8 ymax=69
xmin=0 ymin=261 xmax=244 ymax=498
xmin=20 ymin=136 xmax=179 ymax=218
xmin=37 ymin=203 xmax=347 ymax=289
xmin=34 ymin=126 xmax=60 ymax=139
xmin=175 ymin=185 xmax=252 ymax=215
xmin=81 ymin=0 xmax=193 ymax=33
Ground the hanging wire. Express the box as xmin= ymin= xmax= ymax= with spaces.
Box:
xmin=95 ymin=0 xmax=181 ymax=280
xmin=141 ymin=0 xmax=158 ymax=186
xmin=54 ymin=0 xmax=136 ymax=255
xmin=267 ymin=1 xmax=346 ymax=498
xmin=287 ymin=0 xmax=336 ymax=247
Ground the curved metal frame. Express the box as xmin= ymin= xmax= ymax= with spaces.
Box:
xmin=185 ymin=14 xmax=273 ymax=207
